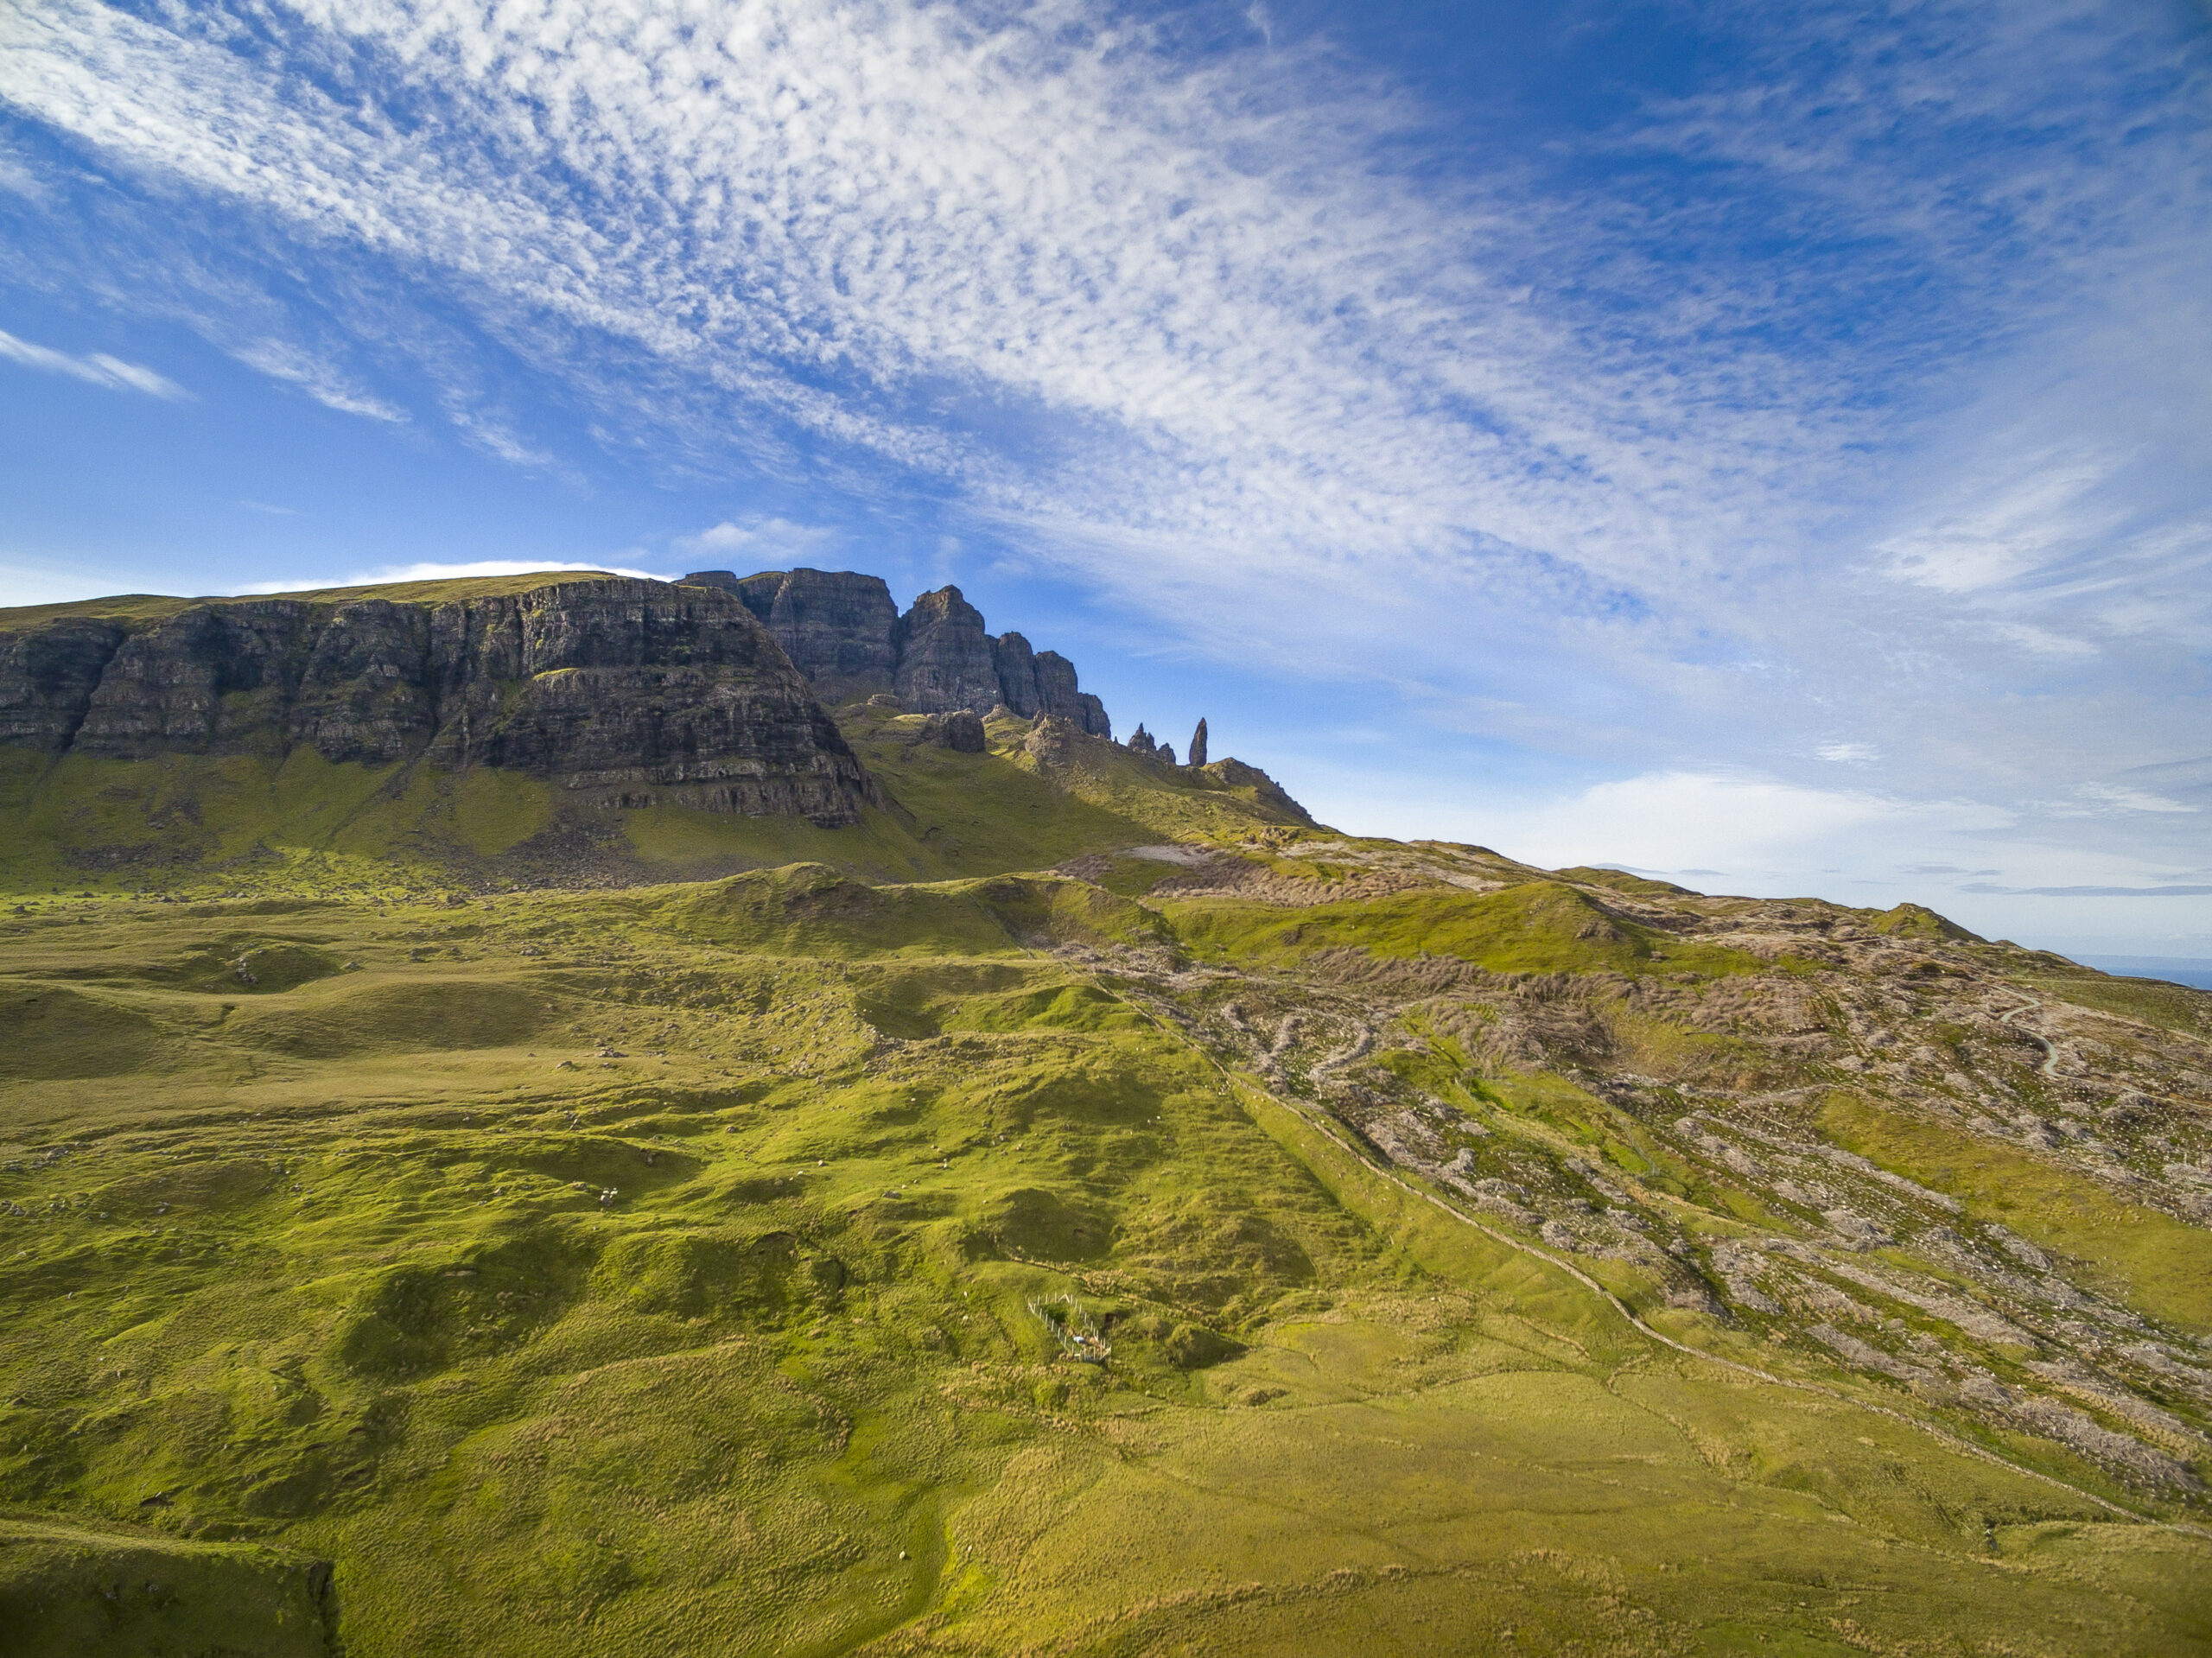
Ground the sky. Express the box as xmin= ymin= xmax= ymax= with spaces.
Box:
xmin=1 ymin=0 xmax=2208 ymax=960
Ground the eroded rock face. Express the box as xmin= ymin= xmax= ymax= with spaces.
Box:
xmin=916 ymin=709 xmax=988 ymax=753
xmin=698 ymin=569 xmax=1112 ymax=735
xmin=291 ymin=600 xmax=436 ymax=763
xmin=1188 ymin=719 xmax=1208 ymax=768
xmin=5 ymin=566 xmax=1111 ymax=822
xmin=1033 ymin=649 xmax=1110 ymax=738
xmin=0 ymin=616 xmax=130 ymax=749
xmin=893 ymin=586 xmax=1001 ymax=715
xmin=4 ymin=581 xmax=879 ymax=825
xmin=992 ymin=632 xmax=1041 ymax=718
xmin=701 ymin=569 xmax=901 ymax=703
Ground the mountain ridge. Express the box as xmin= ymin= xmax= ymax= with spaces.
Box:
xmin=690 ymin=567 xmax=1115 ymax=734
xmin=0 ymin=573 xmax=1313 ymax=897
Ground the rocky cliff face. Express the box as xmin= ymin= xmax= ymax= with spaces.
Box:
xmin=989 ymin=632 xmax=1109 ymax=732
xmin=1 ymin=580 xmax=879 ymax=826
xmin=893 ymin=586 xmax=1003 ymax=715
xmin=0 ymin=616 xmax=131 ymax=750
xmin=700 ymin=568 xmax=902 ymax=704
xmin=683 ymin=569 xmax=1111 ymax=736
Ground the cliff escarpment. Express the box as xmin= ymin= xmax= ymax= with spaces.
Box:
xmin=691 ymin=568 xmax=1113 ymax=736
xmin=0 ymin=578 xmax=878 ymax=825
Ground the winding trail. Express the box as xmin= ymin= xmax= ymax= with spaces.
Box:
xmin=1103 ymin=972 xmax=2210 ymax=1543
xmin=1998 ymin=994 xmax=2062 ymax=1075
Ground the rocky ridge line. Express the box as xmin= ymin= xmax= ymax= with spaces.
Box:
xmin=0 ymin=578 xmax=878 ymax=825
xmin=686 ymin=569 xmax=1112 ymax=735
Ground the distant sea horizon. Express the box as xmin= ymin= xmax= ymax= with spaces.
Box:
xmin=2073 ymin=956 xmax=2212 ymax=992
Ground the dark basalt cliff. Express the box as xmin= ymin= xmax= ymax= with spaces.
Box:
xmin=688 ymin=568 xmax=1112 ymax=736
xmin=0 ymin=579 xmax=878 ymax=825
xmin=726 ymin=567 xmax=902 ymax=705
xmin=893 ymin=585 xmax=1002 ymax=716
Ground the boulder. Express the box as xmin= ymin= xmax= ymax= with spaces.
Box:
xmin=916 ymin=709 xmax=988 ymax=753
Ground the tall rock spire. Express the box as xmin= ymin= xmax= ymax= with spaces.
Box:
xmin=1188 ymin=718 xmax=1208 ymax=768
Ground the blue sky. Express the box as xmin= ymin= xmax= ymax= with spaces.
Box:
xmin=2 ymin=0 xmax=2208 ymax=957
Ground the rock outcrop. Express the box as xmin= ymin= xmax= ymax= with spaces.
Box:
xmin=688 ymin=569 xmax=902 ymax=704
xmin=2 ymin=580 xmax=879 ymax=825
xmin=684 ymin=569 xmax=1110 ymax=736
xmin=990 ymin=631 xmax=1042 ymax=716
xmin=1188 ymin=719 xmax=1208 ymax=768
xmin=893 ymin=586 xmax=1002 ymax=715
xmin=914 ymin=710 xmax=988 ymax=753
xmin=0 ymin=615 xmax=132 ymax=750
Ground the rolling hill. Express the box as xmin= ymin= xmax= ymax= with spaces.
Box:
xmin=3 ymin=575 xmax=2209 ymax=1656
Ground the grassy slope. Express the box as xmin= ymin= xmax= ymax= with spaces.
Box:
xmin=0 ymin=695 xmax=1311 ymax=899
xmin=1166 ymin=878 xmax=1766 ymax=978
xmin=3 ymin=882 xmax=2208 ymax=1656
xmin=0 ymin=572 xmax=628 ymax=633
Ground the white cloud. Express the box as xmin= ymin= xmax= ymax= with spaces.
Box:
xmin=1876 ymin=449 xmax=2129 ymax=594
xmin=2 ymin=0 xmax=2198 ymax=631
xmin=0 ymin=137 xmax=43 ymax=200
xmin=0 ymin=0 xmax=1870 ymax=599
xmin=2050 ymin=784 xmax=2196 ymax=816
xmin=1 ymin=0 xmax=2206 ymax=949
xmin=672 ymin=518 xmax=842 ymax=569
xmin=1471 ymin=772 xmax=1968 ymax=878
xmin=447 ymin=408 xmax=550 ymax=468
xmin=231 ymin=338 xmax=405 ymax=422
xmin=0 ymin=325 xmax=185 ymax=397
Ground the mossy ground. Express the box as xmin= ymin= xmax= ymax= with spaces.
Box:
xmin=4 ymin=872 xmax=2209 ymax=1656
xmin=0 ymin=701 xmax=1307 ymax=900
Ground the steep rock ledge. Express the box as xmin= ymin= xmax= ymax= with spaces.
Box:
xmin=688 ymin=568 xmax=1112 ymax=736
xmin=0 ymin=579 xmax=878 ymax=826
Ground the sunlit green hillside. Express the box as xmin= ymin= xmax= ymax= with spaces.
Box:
xmin=6 ymin=581 xmax=2212 ymax=1655
xmin=4 ymin=855 xmax=2209 ymax=1655
xmin=0 ymin=698 xmax=1310 ymax=897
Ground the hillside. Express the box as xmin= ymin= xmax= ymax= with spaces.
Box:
xmin=4 ymin=583 xmax=2212 ymax=1655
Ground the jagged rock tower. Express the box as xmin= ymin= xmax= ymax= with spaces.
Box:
xmin=1188 ymin=718 xmax=1208 ymax=768
xmin=685 ymin=569 xmax=1111 ymax=735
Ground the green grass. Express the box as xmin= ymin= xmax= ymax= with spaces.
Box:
xmin=1166 ymin=879 xmax=1765 ymax=977
xmin=0 ymin=572 xmax=626 ymax=635
xmin=0 ymin=699 xmax=1310 ymax=901
xmin=0 ymin=1515 xmax=335 ymax=1655
xmin=2024 ymin=970 xmax=2212 ymax=1039
xmin=3 ymin=876 xmax=2209 ymax=1655
xmin=1822 ymin=1092 xmax=2212 ymax=1333
xmin=1873 ymin=901 xmax=1983 ymax=943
